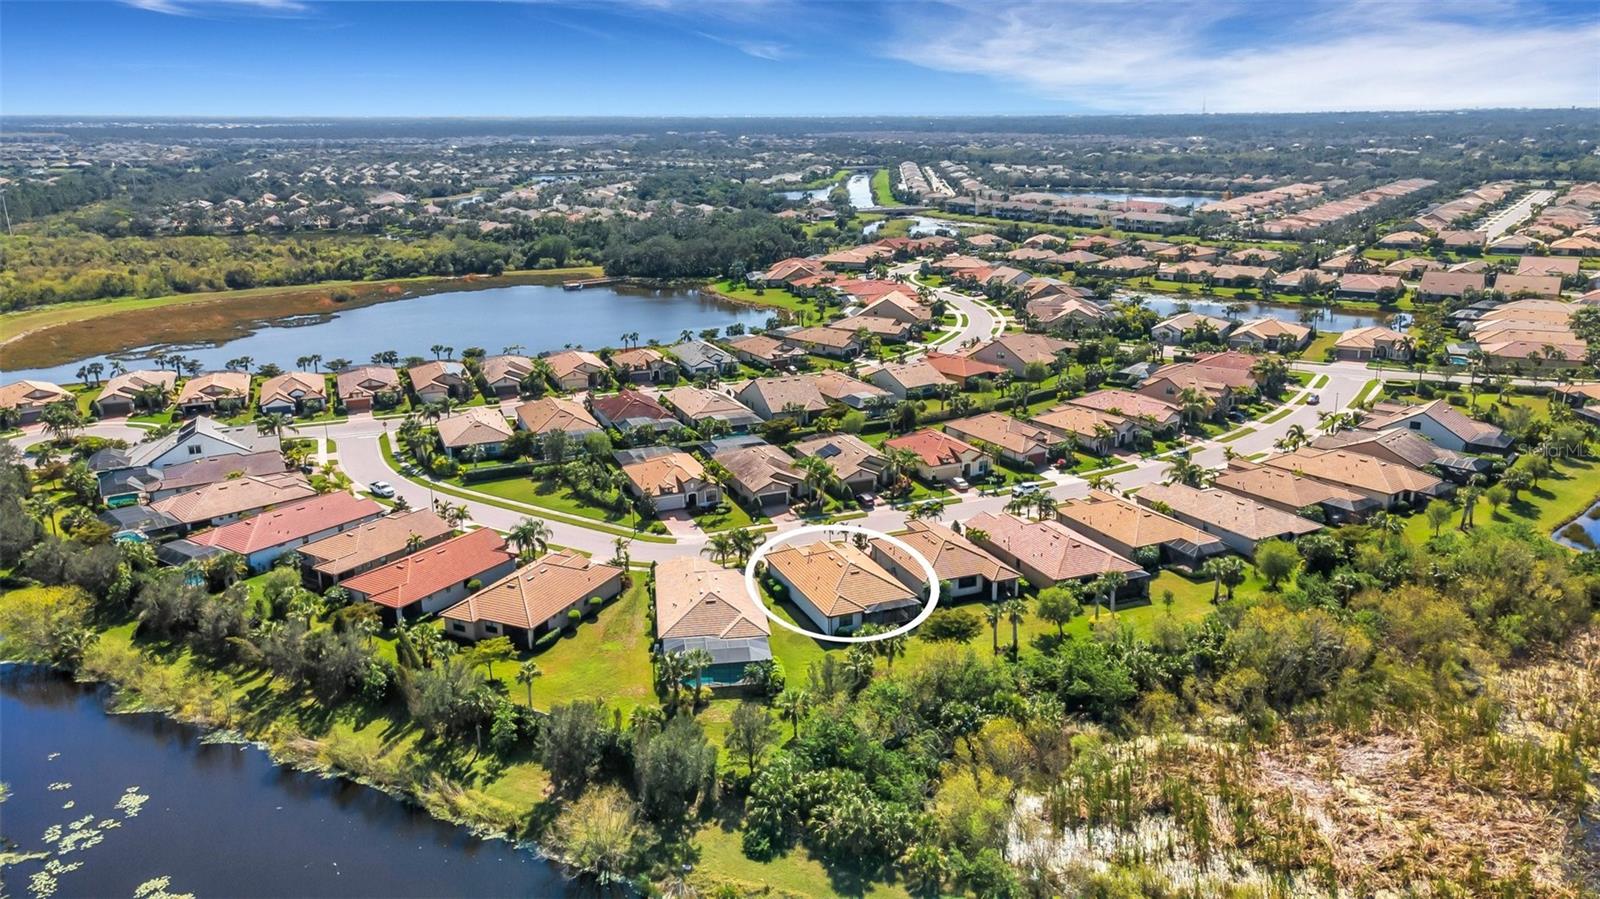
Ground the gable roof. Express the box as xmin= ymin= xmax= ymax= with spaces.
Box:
xmin=660 ymin=386 xmax=762 ymax=426
xmin=1055 ymin=490 xmax=1225 ymax=553
xmin=872 ymin=520 xmax=1019 ymax=584
xmin=176 ymin=371 xmax=250 ymax=404
xmin=1134 ymin=483 xmax=1322 ymax=541
xmin=668 ymin=339 xmax=736 ymax=370
xmin=149 ymin=472 xmax=317 ymax=525
xmin=1358 ymin=399 xmax=1510 ymax=449
xmin=1262 ymin=447 xmax=1445 ymax=496
xmin=96 ymin=370 xmax=177 ymax=406
xmin=1067 ymin=388 xmax=1181 ymax=422
xmin=344 ymin=528 xmax=515 ymax=608
xmin=0 ymin=379 xmax=72 ymax=410
xmin=442 ymin=549 xmax=623 ymax=630
xmin=544 ymin=350 xmax=607 ymax=380
xmin=791 ymin=432 xmax=886 ymax=484
xmin=765 ymin=540 xmax=917 ymax=618
xmin=620 ymin=450 xmax=707 ymax=498
xmin=258 ymin=371 xmax=327 ymax=407
xmin=297 ymin=509 xmax=453 ymax=575
xmin=479 ymin=354 xmax=535 ymax=385
xmin=884 ymin=429 xmax=985 ymax=467
xmin=1211 ymin=460 xmax=1377 ymax=514
xmin=335 ymin=365 xmax=399 ymax=400
xmin=407 ymin=360 xmax=467 ymax=391
xmin=714 ymin=443 xmax=803 ymax=495
xmin=188 ymin=492 xmax=383 ymax=556
xmin=735 ymin=375 xmax=829 ymax=414
xmin=964 ymin=512 xmax=1144 ymax=582
xmin=922 ymin=351 xmax=1007 ymax=381
xmin=945 ymin=412 xmax=1070 ymax=456
xmin=590 ymin=390 xmax=674 ymax=428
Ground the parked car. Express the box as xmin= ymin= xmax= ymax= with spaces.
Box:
xmin=857 ymin=492 xmax=877 ymax=509
xmin=368 ymin=481 xmax=395 ymax=498
xmin=950 ymin=477 xmax=970 ymax=492
xmin=1012 ymin=482 xmax=1040 ymax=497
xmin=1306 ymin=394 xmax=1320 ymax=405
xmin=1227 ymin=410 xmax=1246 ymax=423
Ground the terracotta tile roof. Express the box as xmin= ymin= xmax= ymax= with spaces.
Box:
xmin=176 ymin=371 xmax=249 ymax=405
xmin=1067 ymin=389 xmax=1181 ymax=422
xmin=1212 ymin=461 xmax=1374 ymax=513
xmin=620 ymin=450 xmax=707 ymax=498
xmin=96 ymin=370 xmax=176 ymax=407
xmin=297 ymin=509 xmax=453 ymax=575
xmin=872 ymin=520 xmax=1018 ymax=584
xmin=610 ymin=347 xmax=669 ymax=371
xmin=258 ymin=371 xmax=327 ymax=407
xmin=479 ymin=354 xmax=534 ymax=385
xmin=766 ymin=540 xmax=917 ymax=618
xmin=442 ymin=549 xmax=623 ymax=630
xmin=437 ymin=406 xmax=514 ymax=448
xmin=1231 ymin=318 xmax=1311 ymax=341
xmin=1030 ymin=404 xmax=1131 ymax=441
xmin=884 ymin=429 xmax=984 ymax=467
xmin=1056 ymin=490 xmax=1223 ymax=552
xmin=150 ymin=472 xmax=316 ymax=526
xmin=188 ymin=492 xmax=383 ymax=556
xmin=1264 ymin=447 xmax=1444 ymax=496
xmin=660 ymin=386 xmax=761 ymax=425
xmin=655 ymin=557 xmax=770 ymax=641
xmin=335 ymin=366 xmax=399 ymax=402
xmin=346 ymin=528 xmax=516 ymax=609
xmin=965 ymin=512 xmax=1143 ymax=582
xmin=1135 ymin=483 xmax=1321 ymax=541
xmin=514 ymin=397 xmax=600 ymax=435
xmin=923 ymin=352 xmax=1006 ymax=381
xmin=0 ymin=379 xmax=73 ymax=411
xmin=590 ymin=390 xmax=674 ymax=427
xmin=544 ymin=350 xmax=607 ymax=380
xmin=945 ymin=412 xmax=1070 ymax=457
xmin=407 ymin=360 xmax=467 ymax=391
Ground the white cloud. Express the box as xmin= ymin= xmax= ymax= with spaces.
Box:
xmin=123 ymin=0 xmax=308 ymax=16
xmin=886 ymin=0 xmax=1600 ymax=112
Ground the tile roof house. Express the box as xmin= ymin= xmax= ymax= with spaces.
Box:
xmin=863 ymin=360 xmax=947 ymax=399
xmin=589 ymin=389 xmax=676 ymax=432
xmin=883 ymin=429 xmax=990 ymax=483
xmin=1152 ymin=312 xmax=1233 ymax=345
xmin=668 ymin=340 xmax=739 ymax=376
xmin=1517 ymin=256 xmax=1581 ymax=277
xmin=1310 ymin=428 xmax=1493 ymax=483
xmin=964 ymin=512 xmax=1147 ymax=592
xmin=1337 ymin=273 xmax=1404 ymax=298
xmin=1262 ymin=447 xmax=1449 ymax=509
xmin=654 ymin=557 xmax=771 ymax=684
xmin=781 ymin=326 xmax=861 ymax=358
xmin=922 ymin=351 xmax=1007 ymax=387
xmin=1029 ymin=404 xmax=1137 ymax=455
xmin=436 ymin=406 xmax=515 ymax=457
xmin=713 ymin=442 xmax=807 ymax=507
xmin=257 ymin=372 xmax=328 ymax=416
xmin=0 ymin=379 xmax=73 ymax=423
xmin=1137 ymin=361 xmax=1256 ymax=415
xmin=828 ymin=314 xmax=912 ymax=343
xmin=809 ymin=370 xmax=891 ymax=411
xmin=344 ymin=528 xmax=518 ymax=624
xmin=1333 ymin=326 xmax=1411 ymax=362
xmin=964 ymin=334 xmax=1072 ymax=376
xmin=765 ymin=540 xmax=921 ymax=636
xmin=756 ymin=257 xmax=825 ymax=285
xmin=442 ymin=549 xmax=625 ymax=648
xmin=334 ymin=365 xmax=400 ymax=413
xmin=176 ymin=371 xmax=250 ymax=416
xmin=186 ymin=491 xmax=385 ymax=573
xmin=1417 ymin=271 xmax=1487 ymax=301
xmin=616 ymin=446 xmax=720 ymax=512
xmin=1227 ymin=318 xmax=1312 ymax=352
xmin=514 ymin=396 xmax=601 ymax=437
xmin=1492 ymin=273 xmax=1563 ymax=299
xmin=609 ymin=347 xmax=675 ymax=384
xmin=732 ymin=376 xmax=830 ymax=422
xmin=726 ymin=334 xmax=809 ymax=370
xmin=478 ymin=355 xmax=536 ymax=398
xmin=1066 ymin=389 xmax=1183 ymax=434
xmin=862 ymin=293 xmax=932 ymax=326
xmin=1210 ymin=459 xmax=1378 ymax=524
xmin=297 ymin=508 xmax=453 ymax=589
xmin=126 ymin=450 xmax=288 ymax=504
xmin=1133 ymin=483 xmax=1321 ymax=557
xmin=792 ymin=433 xmax=889 ymax=495
xmin=407 ymin=360 xmax=472 ymax=405
xmin=93 ymin=370 xmax=177 ymax=418
xmin=870 ymin=520 xmax=1020 ymax=601
xmin=149 ymin=471 xmax=317 ymax=530
xmin=543 ymin=350 xmax=608 ymax=391
xmin=659 ymin=386 xmax=762 ymax=432
xmin=944 ymin=413 xmax=1073 ymax=468
xmin=1055 ymin=490 xmax=1227 ymax=570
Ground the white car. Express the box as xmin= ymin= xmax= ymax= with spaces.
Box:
xmin=368 ymin=481 xmax=396 ymax=498
xmin=950 ymin=477 xmax=970 ymax=492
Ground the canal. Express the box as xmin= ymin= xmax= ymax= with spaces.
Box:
xmin=1 ymin=283 xmax=771 ymax=385
xmin=0 ymin=666 xmax=573 ymax=897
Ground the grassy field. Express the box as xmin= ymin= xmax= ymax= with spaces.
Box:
xmin=870 ymin=168 xmax=905 ymax=208
xmin=1404 ymin=456 xmax=1600 ymax=545
xmin=520 ymin=579 xmax=656 ymax=714
xmin=466 ymin=474 xmax=633 ymax=526
xmin=0 ymin=268 xmax=603 ymax=370
xmin=1303 ymin=330 xmax=1340 ymax=360
xmin=703 ymin=279 xmax=821 ymax=320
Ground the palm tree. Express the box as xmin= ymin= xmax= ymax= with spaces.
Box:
xmin=1099 ymin=571 xmax=1128 ymax=616
xmin=1001 ymin=598 xmax=1027 ymax=653
xmin=1275 ymin=423 xmax=1309 ymax=452
xmin=254 ymin=412 xmax=296 ymax=439
xmin=1164 ymin=456 xmax=1207 ymax=487
xmin=984 ymin=602 xmax=1003 ymax=655
xmin=702 ymin=532 xmax=739 ymax=566
xmin=775 ymin=688 xmax=811 ymax=739
xmin=515 ymin=661 xmax=542 ymax=707
xmin=508 ymin=517 xmax=552 ymax=560
xmin=27 ymin=495 xmax=59 ymax=535
xmin=684 ymin=648 xmax=715 ymax=706
xmin=794 ymin=456 xmax=839 ymax=510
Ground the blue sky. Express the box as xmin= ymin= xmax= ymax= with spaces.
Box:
xmin=3 ymin=0 xmax=1597 ymax=116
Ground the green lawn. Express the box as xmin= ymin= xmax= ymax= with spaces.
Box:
xmin=870 ymin=168 xmax=905 ymax=207
xmin=704 ymin=279 xmax=823 ymax=320
xmin=1405 ymin=456 xmax=1600 ymax=545
xmin=517 ymin=579 xmax=656 ymax=715
xmin=1304 ymin=331 xmax=1340 ymax=360
xmin=465 ymin=474 xmax=632 ymax=526
xmin=689 ymin=499 xmax=763 ymax=533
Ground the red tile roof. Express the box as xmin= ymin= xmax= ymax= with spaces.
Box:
xmin=188 ymin=492 xmax=383 ymax=555
xmin=343 ymin=528 xmax=515 ymax=608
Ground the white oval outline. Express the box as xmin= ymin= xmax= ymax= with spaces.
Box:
xmin=743 ymin=523 xmax=941 ymax=645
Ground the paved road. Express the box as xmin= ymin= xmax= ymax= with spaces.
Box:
xmin=1479 ymin=189 xmax=1556 ymax=240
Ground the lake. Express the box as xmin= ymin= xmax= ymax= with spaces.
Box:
xmin=1554 ymin=502 xmax=1600 ymax=550
xmin=1047 ymin=190 xmax=1217 ymax=208
xmin=0 ymin=666 xmax=574 ymax=898
xmin=862 ymin=215 xmax=973 ymax=237
xmin=776 ymin=172 xmax=873 ymax=208
xmin=1132 ymin=293 xmax=1400 ymax=333
xmin=1 ymin=283 xmax=770 ymax=384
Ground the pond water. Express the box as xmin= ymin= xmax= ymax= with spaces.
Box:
xmin=862 ymin=215 xmax=973 ymax=237
xmin=775 ymin=172 xmax=873 ymax=208
xmin=1131 ymin=293 xmax=1401 ymax=333
xmin=776 ymin=186 xmax=832 ymax=202
xmin=0 ymin=666 xmax=572 ymax=898
xmin=2 ymin=284 xmax=770 ymax=384
xmin=1046 ymin=190 xmax=1217 ymax=208
xmin=1554 ymin=502 xmax=1600 ymax=550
